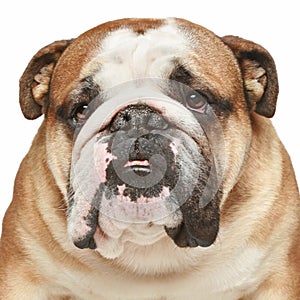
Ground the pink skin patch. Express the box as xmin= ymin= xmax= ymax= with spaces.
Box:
xmin=191 ymin=103 xmax=207 ymax=114
xmin=98 ymin=185 xmax=172 ymax=224
xmin=169 ymin=141 xmax=178 ymax=157
xmin=94 ymin=142 xmax=117 ymax=183
xmin=117 ymin=184 xmax=170 ymax=204
xmin=68 ymin=200 xmax=94 ymax=241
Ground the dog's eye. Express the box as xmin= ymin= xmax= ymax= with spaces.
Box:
xmin=71 ymin=103 xmax=89 ymax=126
xmin=185 ymin=90 xmax=207 ymax=111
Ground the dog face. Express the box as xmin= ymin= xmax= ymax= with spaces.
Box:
xmin=20 ymin=18 xmax=278 ymax=259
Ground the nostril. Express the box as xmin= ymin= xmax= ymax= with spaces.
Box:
xmin=124 ymin=111 xmax=132 ymax=122
xmin=110 ymin=111 xmax=131 ymax=132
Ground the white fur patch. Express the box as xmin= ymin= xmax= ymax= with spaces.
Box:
xmin=94 ymin=142 xmax=117 ymax=183
xmin=81 ymin=19 xmax=188 ymax=89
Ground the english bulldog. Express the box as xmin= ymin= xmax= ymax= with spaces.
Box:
xmin=0 ymin=18 xmax=299 ymax=300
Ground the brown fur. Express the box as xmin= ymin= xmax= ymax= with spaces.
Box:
xmin=1 ymin=18 xmax=299 ymax=300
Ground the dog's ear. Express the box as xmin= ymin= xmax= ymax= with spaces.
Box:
xmin=19 ymin=40 xmax=72 ymax=120
xmin=222 ymin=35 xmax=279 ymax=118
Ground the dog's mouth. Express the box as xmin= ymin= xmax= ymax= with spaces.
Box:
xmin=123 ymin=159 xmax=151 ymax=176
xmin=98 ymin=130 xmax=179 ymax=204
xmin=96 ymin=133 xmax=180 ymax=213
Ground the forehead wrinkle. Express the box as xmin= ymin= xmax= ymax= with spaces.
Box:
xmin=80 ymin=23 xmax=189 ymax=91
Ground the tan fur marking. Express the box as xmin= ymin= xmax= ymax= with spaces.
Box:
xmin=32 ymin=63 xmax=55 ymax=105
xmin=1 ymin=18 xmax=299 ymax=299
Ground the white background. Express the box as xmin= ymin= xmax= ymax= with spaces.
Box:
xmin=0 ymin=1 xmax=299 ymax=232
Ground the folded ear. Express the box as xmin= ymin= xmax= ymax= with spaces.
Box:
xmin=19 ymin=39 xmax=72 ymax=120
xmin=222 ymin=35 xmax=279 ymax=118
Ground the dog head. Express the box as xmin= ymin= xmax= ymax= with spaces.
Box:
xmin=19 ymin=18 xmax=278 ymax=259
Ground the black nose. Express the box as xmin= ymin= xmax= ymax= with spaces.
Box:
xmin=110 ymin=105 xmax=169 ymax=133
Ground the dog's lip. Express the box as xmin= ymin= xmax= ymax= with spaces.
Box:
xmin=123 ymin=160 xmax=150 ymax=168
xmin=123 ymin=159 xmax=152 ymax=175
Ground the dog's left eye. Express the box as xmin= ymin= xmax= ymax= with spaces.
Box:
xmin=186 ymin=91 xmax=207 ymax=110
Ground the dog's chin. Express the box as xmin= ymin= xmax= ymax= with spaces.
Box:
xmin=91 ymin=156 xmax=184 ymax=259
xmin=92 ymin=213 xmax=180 ymax=259
xmin=73 ymin=181 xmax=183 ymax=259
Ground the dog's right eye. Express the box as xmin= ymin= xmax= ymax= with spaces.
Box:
xmin=71 ymin=103 xmax=89 ymax=127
